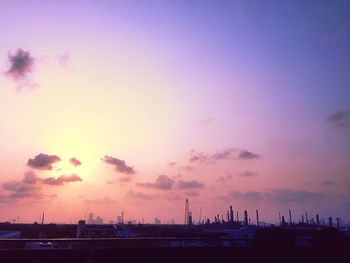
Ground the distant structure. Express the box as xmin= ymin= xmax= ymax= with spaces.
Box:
xmin=244 ymin=210 xmax=248 ymax=226
xmin=328 ymin=217 xmax=333 ymax=227
xmin=87 ymin=212 xmax=103 ymax=224
xmin=289 ymin=209 xmax=292 ymax=224
xmin=184 ymin=199 xmax=192 ymax=225
xmin=316 ymin=214 xmax=320 ymax=225
xmin=229 ymin=206 xmax=234 ymax=223
xmin=256 ymin=210 xmax=259 ymax=226
xmin=154 ymin=217 xmax=161 ymax=225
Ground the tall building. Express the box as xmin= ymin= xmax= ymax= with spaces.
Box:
xmin=88 ymin=213 xmax=94 ymax=224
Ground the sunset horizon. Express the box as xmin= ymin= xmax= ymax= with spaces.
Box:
xmin=1 ymin=1 xmax=349 ymax=226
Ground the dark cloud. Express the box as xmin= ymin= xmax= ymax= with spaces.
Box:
xmin=188 ymin=149 xmax=260 ymax=163
xmin=102 ymin=155 xmax=135 ymax=174
xmin=27 ymin=153 xmax=61 ymax=170
xmin=237 ymin=150 xmax=260 ymax=160
xmin=126 ymin=190 xmax=155 ymax=200
xmin=84 ymin=196 xmax=117 ymax=206
xmin=0 ymin=171 xmax=78 ymax=201
xmin=327 ymin=109 xmax=350 ymax=127
xmin=69 ymin=157 xmax=81 ymax=167
xmin=178 ymin=180 xmax=204 ymax=189
xmin=239 ymin=170 xmax=258 ymax=177
xmin=22 ymin=170 xmax=40 ymax=184
xmin=42 ymin=174 xmax=82 ymax=186
xmin=2 ymin=179 xmax=41 ymax=199
xmin=137 ymin=175 xmax=174 ymax=190
xmin=5 ymin=49 xmax=34 ymax=81
xmin=188 ymin=150 xmax=210 ymax=163
xmin=216 ymin=174 xmax=232 ymax=183
xmin=212 ymin=149 xmax=235 ymax=161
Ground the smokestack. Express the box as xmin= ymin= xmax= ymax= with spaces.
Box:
xmin=256 ymin=210 xmax=259 ymax=227
xmin=316 ymin=214 xmax=320 ymax=225
xmin=301 ymin=215 xmax=304 ymax=224
xmin=236 ymin=211 xmax=239 ymax=222
xmin=305 ymin=212 xmax=308 ymax=224
xmin=281 ymin=216 xmax=286 ymax=226
xmin=244 ymin=210 xmax=248 ymax=226
xmin=279 ymin=212 xmax=281 ymax=225
xmin=230 ymin=206 xmax=234 ymax=223
xmin=227 ymin=210 xmax=230 ymax=222
xmin=289 ymin=209 xmax=292 ymax=225
xmin=41 ymin=212 xmax=45 ymax=225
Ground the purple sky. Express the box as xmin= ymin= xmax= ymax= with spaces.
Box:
xmin=0 ymin=0 xmax=349 ymax=224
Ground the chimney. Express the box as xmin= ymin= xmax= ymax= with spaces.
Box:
xmin=279 ymin=212 xmax=281 ymax=225
xmin=289 ymin=209 xmax=292 ymax=225
xmin=256 ymin=210 xmax=259 ymax=227
xmin=281 ymin=216 xmax=286 ymax=226
xmin=305 ymin=212 xmax=309 ymax=224
xmin=301 ymin=215 xmax=304 ymax=224
xmin=41 ymin=212 xmax=45 ymax=225
xmin=230 ymin=206 xmax=234 ymax=223
xmin=244 ymin=210 xmax=248 ymax=226
xmin=316 ymin=214 xmax=320 ymax=225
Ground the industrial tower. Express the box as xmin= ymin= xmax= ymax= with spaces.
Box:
xmin=184 ymin=198 xmax=192 ymax=225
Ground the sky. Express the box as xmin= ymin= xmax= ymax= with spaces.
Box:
xmin=0 ymin=0 xmax=349 ymax=225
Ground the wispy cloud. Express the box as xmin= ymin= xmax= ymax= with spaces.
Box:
xmin=189 ymin=149 xmax=260 ymax=163
xmin=184 ymin=191 xmax=200 ymax=197
xmin=178 ymin=165 xmax=195 ymax=172
xmin=137 ymin=175 xmax=175 ymax=190
xmin=237 ymin=150 xmax=260 ymax=160
xmin=126 ymin=190 xmax=156 ymax=200
xmin=216 ymin=174 xmax=232 ymax=183
xmin=57 ymin=53 xmax=71 ymax=68
xmin=225 ymin=190 xmax=264 ymax=202
xmin=265 ymin=188 xmax=326 ymax=204
xmin=218 ymin=188 xmax=326 ymax=205
xmin=239 ymin=170 xmax=258 ymax=177
xmin=27 ymin=153 xmax=61 ymax=170
xmin=327 ymin=109 xmax=350 ymax=127
xmin=41 ymin=174 xmax=82 ymax=186
xmin=102 ymin=155 xmax=135 ymax=174
xmin=178 ymin=180 xmax=204 ymax=189
xmin=199 ymin=116 xmax=216 ymax=125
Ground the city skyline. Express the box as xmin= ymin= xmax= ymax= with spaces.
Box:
xmin=0 ymin=1 xmax=349 ymax=224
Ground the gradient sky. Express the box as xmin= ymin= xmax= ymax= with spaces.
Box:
xmin=0 ymin=0 xmax=349 ymax=225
